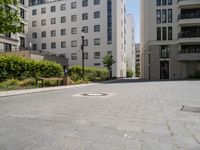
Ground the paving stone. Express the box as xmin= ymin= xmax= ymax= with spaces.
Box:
xmin=0 ymin=80 xmax=200 ymax=149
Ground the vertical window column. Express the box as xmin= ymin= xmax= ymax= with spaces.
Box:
xmin=107 ymin=0 xmax=112 ymax=44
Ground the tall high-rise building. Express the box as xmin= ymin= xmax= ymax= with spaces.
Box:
xmin=126 ymin=14 xmax=135 ymax=74
xmin=28 ymin=0 xmax=127 ymax=77
xmin=141 ymin=0 xmax=200 ymax=80
xmin=0 ymin=0 xmax=28 ymax=52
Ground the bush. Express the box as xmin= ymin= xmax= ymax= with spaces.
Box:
xmin=0 ymin=79 xmax=22 ymax=90
xmin=69 ymin=65 xmax=109 ymax=81
xmin=0 ymin=55 xmax=63 ymax=81
xmin=126 ymin=69 xmax=134 ymax=78
xmin=188 ymin=71 xmax=200 ymax=79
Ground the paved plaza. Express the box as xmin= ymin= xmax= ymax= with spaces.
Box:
xmin=0 ymin=79 xmax=200 ymax=150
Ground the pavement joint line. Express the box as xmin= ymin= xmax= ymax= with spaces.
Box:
xmin=0 ymin=83 xmax=96 ymax=98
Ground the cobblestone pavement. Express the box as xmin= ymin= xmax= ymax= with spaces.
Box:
xmin=0 ymin=80 xmax=200 ymax=150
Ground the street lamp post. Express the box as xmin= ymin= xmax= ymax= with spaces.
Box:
xmin=81 ymin=29 xmax=85 ymax=78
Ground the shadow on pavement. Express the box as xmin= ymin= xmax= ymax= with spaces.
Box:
xmin=98 ymin=78 xmax=199 ymax=84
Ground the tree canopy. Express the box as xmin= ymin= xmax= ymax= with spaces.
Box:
xmin=0 ymin=0 xmax=23 ymax=34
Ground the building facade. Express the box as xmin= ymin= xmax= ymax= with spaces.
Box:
xmin=28 ymin=0 xmax=127 ymax=77
xmin=0 ymin=0 xmax=28 ymax=52
xmin=141 ymin=0 xmax=200 ymax=80
xmin=126 ymin=14 xmax=135 ymax=74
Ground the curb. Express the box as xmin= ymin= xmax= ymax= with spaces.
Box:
xmin=0 ymin=83 xmax=95 ymax=98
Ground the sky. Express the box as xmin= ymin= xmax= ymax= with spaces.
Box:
xmin=126 ymin=0 xmax=140 ymax=43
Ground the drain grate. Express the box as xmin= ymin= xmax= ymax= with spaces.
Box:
xmin=180 ymin=106 xmax=200 ymax=114
xmin=81 ymin=93 xmax=108 ymax=97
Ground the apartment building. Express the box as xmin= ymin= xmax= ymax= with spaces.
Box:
xmin=0 ymin=0 xmax=28 ymax=52
xmin=126 ymin=14 xmax=135 ymax=74
xmin=141 ymin=0 xmax=200 ymax=80
xmin=28 ymin=0 xmax=127 ymax=77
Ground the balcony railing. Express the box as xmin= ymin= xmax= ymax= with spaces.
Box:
xmin=178 ymin=13 xmax=200 ymax=19
xmin=178 ymin=32 xmax=200 ymax=38
xmin=180 ymin=45 xmax=200 ymax=53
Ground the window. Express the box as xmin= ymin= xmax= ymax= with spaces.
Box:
xmin=41 ymin=19 xmax=46 ymax=26
xmin=20 ymin=8 xmax=25 ymax=19
xmin=168 ymin=26 xmax=172 ymax=40
xmin=32 ymin=44 xmax=37 ymax=50
xmin=168 ymin=9 xmax=172 ymax=23
xmin=84 ymin=53 xmax=88 ymax=59
xmin=61 ymin=16 xmax=66 ymax=23
xmin=162 ymin=0 xmax=166 ymax=6
xmin=41 ymin=7 xmax=46 ymax=14
xmin=94 ymin=0 xmax=100 ymax=5
xmin=51 ymin=30 xmax=56 ymax=37
xmin=71 ymin=28 xmax=77 ymax=34
xmin=156 ymin=10 xmax=161 ymax=24
xmin=61 ymin=29 xmax=66 ymax=36
xmin=41 ymin=43 xmax=46 ymax=49
xmin=94 ymin=63 xmax=101 ymax=66
xmin=94 ymin=38 xmax=100 ymax=45
xmin=94 ymin=11 xmax=100 ymax=18
xmin=82 ymin=26 xmax=88 ymax=33
xmin=162 ymin=27 xmax=167 ymax=40
xmin=51 ymin=6 xmax=56 ymax=12
xmin=41 ymin=31 xmax=46 ymax=38
xmin=160 ymin=45 xmax=170 ymax=58
xmin=71 ymin=15 xmax=77 ymax=22
xmin=71 ymin=2 xmax=77 ymax=9
xmin=162 ymin=9 xmax=167 ymax=23
xmin=71 ymin=53 xmax=77 ymax=60
xmin=157 ymin=27 xmax=161 ymax=41
xmin=107 ymin=0 xmax=112 ymax=44
xmin=32 ymin=21 xmax=37 ymax=27
xmin=32 ymin=32 xmax=37 ymax=38
xmin=61 ymin=41 xmax=66 ymax=48
xmin=94 ymin=52 xmax=100 ymax=59
xmin=51 ymin=18 xmax=56 ymax=24
xmin=157 ymin=0 xmax=161 ymax=6
xmin=51 ymin=42 xmax=56 ymax=49
xmin=168 ymin=0 xmax=172 ymax=5
xmin=83 ymin=39 xmax=88 ymax=46
xmin=82 ymin=0 xmax=88 ymax=7
xmin=61 ymin=4 xmax=66 ymax=11
xmin=94 ymin=25 xmax=100 ymax=32
xmin=82 ymin=13 xmax=88 ymax=20
xmin=32 ymin=9 xmax=37 ymax=15
xmin=71 ymin=40 xmax=77 ymax=47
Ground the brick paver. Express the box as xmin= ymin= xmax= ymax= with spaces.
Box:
xmin=0 ymin=80 xmax=200 ymax=150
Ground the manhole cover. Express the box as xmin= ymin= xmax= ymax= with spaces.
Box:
xmin=81 ymin=93 xmax=108 ymax=97
xmin=180 ymin=106 xmax=200 ymax=114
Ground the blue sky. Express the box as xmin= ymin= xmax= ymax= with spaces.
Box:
xmin=126 ymin=0 xmax=140 ymax=43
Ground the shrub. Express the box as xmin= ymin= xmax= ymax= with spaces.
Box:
xmin=188 ymin=71 xmax=200 ymax=79
xmin=0 ymin=55 xmax=63 ymax=81
xmin=69 ymin=65 xmax=109 ymax=81
xmin=126 ymin=69 xmax=134 ymax=78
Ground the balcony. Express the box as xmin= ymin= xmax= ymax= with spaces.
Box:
xmin=178 ymin=9 xmax=200 ymax=25
xmin=178 ymin=0 xmax=200 ymax=8
xmin=0 ymin=35 xmax=18 ymax=46
xmin=177 ymin=53 xmax=200 ymax=61
xmin=178 ymin=26 xmax=200 ymax=43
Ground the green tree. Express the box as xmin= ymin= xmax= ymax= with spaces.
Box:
xmin=0 ymin=0 xmax=23 ymax=34
xmin=103 ymin=54 xmax=116 ymax=79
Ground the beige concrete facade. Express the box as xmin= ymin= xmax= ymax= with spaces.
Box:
xmin=141 ymin=0 xmax=200 ymax=80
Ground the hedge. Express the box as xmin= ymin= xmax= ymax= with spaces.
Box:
xmin=69 ymin=65 xmax=109 ymax=81
xmin=0 ymin=55 xmax=63 ymax=81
